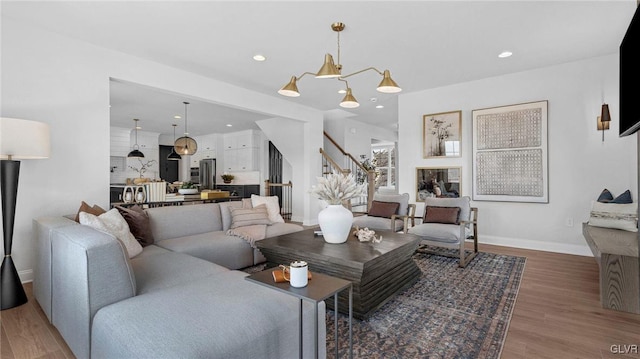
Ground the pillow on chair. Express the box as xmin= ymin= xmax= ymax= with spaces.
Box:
xmin=368 ymin=200 xmax=400 ymax=218
xmin=423 ymin=206 xmax=460 ymax=225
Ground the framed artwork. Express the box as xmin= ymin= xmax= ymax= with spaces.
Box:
xmin=416 ymin=167 xmax=461 ymax=201
xmin=423 ymin=110 xmax=462 ymax=158
xmin=472 ymin=100 xmax=548 ymax=203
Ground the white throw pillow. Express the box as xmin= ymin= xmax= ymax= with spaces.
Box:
xmin=79 ymin=208 xmax=144 ymax=258
xmin=251 ymin=194 xmax=285 ymax=223
xmin=588 ymin=202 xmax=638 ymax=232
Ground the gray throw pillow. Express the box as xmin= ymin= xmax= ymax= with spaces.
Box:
xmin=230 ymin=204 xmax=271 ymax=228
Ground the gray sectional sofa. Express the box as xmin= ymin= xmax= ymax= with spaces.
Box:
xmin=33 ymin=201 xmax=326 ymax=359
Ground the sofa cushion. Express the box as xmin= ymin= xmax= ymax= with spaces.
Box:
xmin=368 ymin=200 xmax=400 ymax=218
xmin=146 ymin=203 xmax=223 ymax=242
xmin=79 ymin=209 xmax=143 ymax=258
xmin=115 ymin=205 xmax=154 ymax=246
xmin=74 ymin=201 xmax=106 ymax=222
xmin=264 ymin=222 xmax=305 ymax=238
xmin=230 ymin=204 xmax=271 ymax=228
xmin=130 ymin=245 xmax=229 ymax=295
xmin=91 ymin=271 xmax=326 ymax=359
xmin=251 ymin=195 xmax=285 ymax=223
xmin=219 ymin=201 xmax=245 ymax=231
xmin=423 ymin=206 xmax=460 ymax=225
xmin=154 ymin=231 xmax=255 ymax=269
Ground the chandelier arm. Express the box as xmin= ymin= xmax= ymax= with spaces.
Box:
xmin=339 ymin=67 xmax=384 ymax=79
xmin=337 ymin=78 xmax=351 ymax=88
xmin=295 ymin=72 xmax=317 ymax=81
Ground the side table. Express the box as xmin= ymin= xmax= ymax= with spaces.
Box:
xmin=245 ymin=269 xmax=353 ymax=359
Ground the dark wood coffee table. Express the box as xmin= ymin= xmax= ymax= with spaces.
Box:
xmin=256 ymin=228 xmax=421 ymax=319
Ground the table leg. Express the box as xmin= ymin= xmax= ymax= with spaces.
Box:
xmin=349 ymin=285 xmax=353 ymax=359
xmin=314 ymin=302 xmax=318 ymax=359
xmin=299 ymin=299 xmax=303 ymax=359
xmin=334 ymin=293 xmax=338 ymax=359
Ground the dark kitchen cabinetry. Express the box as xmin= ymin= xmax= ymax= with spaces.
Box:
xmin=216 ymin=184 xmax=259 ymax=198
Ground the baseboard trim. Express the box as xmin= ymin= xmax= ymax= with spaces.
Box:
xmin=477 ymin=235 xmax=593 ymax=257
xmin=18 ymin=269 xmax=34 ymax=284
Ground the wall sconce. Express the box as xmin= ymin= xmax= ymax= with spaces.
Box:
xmin=598 ymin=103 xmax=611 ymax=141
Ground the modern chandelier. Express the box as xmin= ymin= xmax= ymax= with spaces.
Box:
xmin=174 ymin=101 xmax=198 ymax=156
xmin=278 ymin=22 xmax=402 ymax=108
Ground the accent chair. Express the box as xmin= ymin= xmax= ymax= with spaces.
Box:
xmin=408 ymin=196 xmax=478 ymax=267
xmin=352 ymin=193 xmax=416 ymax=233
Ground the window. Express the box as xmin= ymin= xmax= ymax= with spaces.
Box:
xmin=372 ymin=144 xmax=396 ymax=188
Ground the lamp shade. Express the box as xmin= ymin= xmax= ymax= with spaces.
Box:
xmin=0 ymin=118 xmax=50 ymax=160
xmin=278 ymin=76 xmax=301 ymax=97
xmin=340 ymin=88 xmax=360 ymax=108
xmin=601 ymin=104 xmax=611 ymax=123
xmin=316 ymin=54 xmax=341 ymax=78
xmin=175 ymin=136 xmax=198 ymax=156
xmin=167 ymin=149 xmax=182 ymax=160
xmin=377 ymin=70 xmax=402 ymax=93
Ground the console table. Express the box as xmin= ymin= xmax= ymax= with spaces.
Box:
xmin=582 ymin=222 xmax=639 ymax=314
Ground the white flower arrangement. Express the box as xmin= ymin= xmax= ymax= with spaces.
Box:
xmin=309 ymin=172 xmax=367 ymax=205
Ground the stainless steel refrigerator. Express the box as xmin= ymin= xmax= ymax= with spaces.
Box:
xmin=199 ymin=159 xmax=216 ymax=190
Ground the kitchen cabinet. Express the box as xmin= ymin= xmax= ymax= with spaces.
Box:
xmin=223 ymin=130 xmax=260 ymax=171
xmin=216 ymin=184 xmax=260 ymax=198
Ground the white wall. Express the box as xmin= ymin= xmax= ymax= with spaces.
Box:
xmin=1 ymin=17 xmax=323 ymax=281
xmin=399 ymin=54 xmax=637 ymax=256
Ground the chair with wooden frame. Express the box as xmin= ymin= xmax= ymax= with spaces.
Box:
xmin=408 ymin=196 xmax=478 ymax=267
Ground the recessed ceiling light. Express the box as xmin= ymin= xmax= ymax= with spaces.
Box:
xmin=498 ymin=51 xmax=513 ymax=58
xmin=174 ymin=115 xmax=181 ymax=119
xmin=253 ymin=54 xmax=266 ymax=62
xmin=338 ymin=89 xmax=346 ymax=94
xmin=376 ymin=105 xmax=384 ymax=109
xmin=226 ymin=124 xmax=233 ymax=127
xmin=370 ymin=97 xmax=377 ymax=102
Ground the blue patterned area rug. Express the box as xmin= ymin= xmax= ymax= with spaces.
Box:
xmin=325 ymin=250 xmax=526 ymax=359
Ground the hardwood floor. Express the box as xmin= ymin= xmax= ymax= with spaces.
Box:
xmin=1 ymin=244 xmax=639 ymax=358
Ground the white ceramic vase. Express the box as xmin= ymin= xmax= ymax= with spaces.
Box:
xmin=318 ymin=204 xmax=353 ymax=244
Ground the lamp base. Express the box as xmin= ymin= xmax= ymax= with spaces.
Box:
xmin=1 ymin=256 xmax=28 ymax=310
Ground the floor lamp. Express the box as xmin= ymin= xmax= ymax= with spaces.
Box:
xmin=1 ymin=118 xmax=50 ymax=311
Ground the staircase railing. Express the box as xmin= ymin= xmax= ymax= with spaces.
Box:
xmin=264 ymin=180 xmax=293 ymax=221
xmin=321 ymin=131 xmax=376 ymax=212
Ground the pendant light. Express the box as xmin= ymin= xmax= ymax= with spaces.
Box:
xmin=174 ymin=101 xmax=198 ymax=156
xmin=278 ymin=22 xmax=401 ymax=108
xmin=167 ymin=124 xmax=182 ymax=160
xmin=127 ymin=118 xmax=144 ymax=158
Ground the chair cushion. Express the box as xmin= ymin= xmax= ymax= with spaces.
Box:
xmin=424 ymin=206 xmax=460 ymax=224
xmin=408 ymin=223 xmax=470 ymax=244
xmin=352 ymin=215 xmax=404 ymax=231
xmin=368 ymin=200 xmax=400 ymax=218
xmin=373 ymin=193 xmax=410 ymax=216
xmin=424 ymin=196 xmax=471 ymax=222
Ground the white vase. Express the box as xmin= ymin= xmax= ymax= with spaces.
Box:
xmin=318 ymin=204 xmax=353 ymax=244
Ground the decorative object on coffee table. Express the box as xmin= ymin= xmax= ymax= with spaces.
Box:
xmin=0 ymin=117 xmax=50 ymax=310
xmin=310 ymin=172 xmax=366 ymax=244
xmin=352 ymin=227 xmax=382 ymax=243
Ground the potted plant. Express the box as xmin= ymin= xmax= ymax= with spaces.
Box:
xmin=178 ymin=182 xmax=198 ymax=195
xmin=309 ymin=172 xmax=367 ymax=244
xmin=221 ymin=174 xmax=235 ymax=184
xmin=128 ymin=159 xmax=157 ymax=184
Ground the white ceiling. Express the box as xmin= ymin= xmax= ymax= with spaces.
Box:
xmin=3 ymin=1 xmax=637 ymax=136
